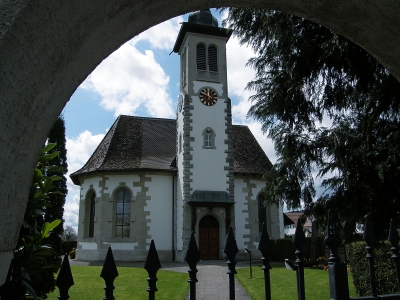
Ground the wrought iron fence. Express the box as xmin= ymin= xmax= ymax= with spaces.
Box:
xmin=3 ymin=211 xmax=400 ymax=300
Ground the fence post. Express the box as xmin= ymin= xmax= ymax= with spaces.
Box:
xmin=100 ymin=247 xmax=119 ymax=300
xmin=364 ymin=216 xmax=378 ymax=297
xmin=258 ymin=223 xmax=272 ymax=300
xmin=293 ymin=218 xmax=306 ymax=300
xmin=324 ymin=211 xmax=349 ymax=300
xmin=144 ymin=240 xmax=161 ymax=300
xmin=224 ymin=226 xmax=239 ymax=300
xmin=185 ymin=232 xmax=200 ymax=300
xmin=388 ymin=219 xmax=400 ymax=293
xmin=55 ymin=254 xmax=74 ymax=300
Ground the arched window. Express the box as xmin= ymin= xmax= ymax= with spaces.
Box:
xmin=208 ymin=46 xmax=218 ymax=72
xmin=88 ymin=192 xmax=96 ymax=237
xmin=258 ymin=194 xmax=267 ymax=232
xmin=202 ymin=127 xmax=216 ymax=149
xmin=115 ymin=189 xmax=131 ymax=238
xmin=196 ymin=43 xmax=219 ymax=82
xmin=196 ymin=44 xmax=206 ymax=70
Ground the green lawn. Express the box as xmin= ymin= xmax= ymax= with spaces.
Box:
xmin=47 ymin=266 xmax=189 ymax=300
xmin=236 ymin=263 xmax=358 ymax=300
xmin=47 ymin=263 xmax=358 ymax=300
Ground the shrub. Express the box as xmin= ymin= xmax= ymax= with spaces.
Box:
xmin=69 ymin=249 xmax=76 ymax=259
xmin=271 ymin=238 xmax=296 ymax=261
xmin=270 ymin=236 xmax=327 ymax=263
xmin=346 ymin=241 xmax=397 ymax=296
xmin=62 ymin=241 xmax=77 ymax=255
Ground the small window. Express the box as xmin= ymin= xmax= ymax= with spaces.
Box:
xmin=202 ymin=127 xmax=216 ymax=149
xmin=205 ymin=132 xmax=212 ymax=147
xmin=88 ymin=192 xmax=96 ymax=237
xmin=258 ymin=194 xmax=267 ymax=232
xmin=196 ymin=44 xmax=206 ymax=70
xmin=115 ymin=189 xmax=131 ymax=238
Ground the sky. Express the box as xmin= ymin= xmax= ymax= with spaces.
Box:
xmin=62 ymin=10 xmax=277 ymax=232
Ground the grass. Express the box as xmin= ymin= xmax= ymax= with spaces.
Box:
xmin=236 ymin=262 xmax=358 ymax=300
xmin=47 ymin=266 xmax=189 ymax=300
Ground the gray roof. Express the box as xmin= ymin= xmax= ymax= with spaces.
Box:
xmin=70 ymin=115 xmax=272 ymax=185
xmin=189 ymin=190 xmax=233 ymax=205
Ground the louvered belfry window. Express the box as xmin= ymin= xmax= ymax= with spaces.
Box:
xmin=208 ymin=46 xmax=218 ymax=72
xmin=196 ymin=44 xmax=206 ymax=70
xmin=116 ymin=189 xmax=131 ymax=238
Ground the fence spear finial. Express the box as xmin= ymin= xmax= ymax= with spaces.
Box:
xmin=100 ymin=247 xmax=119 ymax=300
xmin=144 ymin=240 xmax=161 ymax=300
xmin=56 ymin=254 xmax=74 ymax=300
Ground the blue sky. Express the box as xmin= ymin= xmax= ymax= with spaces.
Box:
xmin=62 ymin=10 xmax=277 ymax=231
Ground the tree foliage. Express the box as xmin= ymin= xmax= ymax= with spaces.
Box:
xmin=6 ymin=143 xmax=65 ymax=299
xmin=63 ymin=225 xmax=77 ymax=242
xmin=223 ymin=8 xmax=400 ymax=240
xmin=40 ymin=115 xmax=68 ymax=253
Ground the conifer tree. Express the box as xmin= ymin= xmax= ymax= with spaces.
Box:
xmin=43 ymin=115 xmax=68 ymax=252
xmin=223 ymin=8 xmax=400 ymax=240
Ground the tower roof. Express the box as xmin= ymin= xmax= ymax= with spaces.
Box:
xmin=187 ymin=9 xmax=218 ymax=27
xmin=172 ymin=10 xmax=232 ymax=53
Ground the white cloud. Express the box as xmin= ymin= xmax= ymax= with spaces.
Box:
xmin=81 ymin=43 xmax=174 ymax=119
xmin=64 ymin=131 xmax=105 ymax=229
xmin=132 ymin=16 xmax=183 ymax=50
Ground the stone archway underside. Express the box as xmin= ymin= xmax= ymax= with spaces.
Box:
xmin=1 ymin=0 xmax=400 ymax=283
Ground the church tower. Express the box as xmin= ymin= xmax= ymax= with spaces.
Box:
xmin=173 ymin=10 xmax=234 ymax=261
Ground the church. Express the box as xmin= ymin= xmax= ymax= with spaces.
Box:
xmin=70 ymin=9 xmax=284 ymax=262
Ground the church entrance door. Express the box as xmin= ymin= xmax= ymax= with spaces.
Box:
xmin=199 ymin=215 xmax=219 ymax=260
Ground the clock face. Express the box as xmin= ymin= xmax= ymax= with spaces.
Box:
xmin=178 ymin=93 xmax=184 ymax=112
xmin=199 ymin=88 xmax=218 ymax=106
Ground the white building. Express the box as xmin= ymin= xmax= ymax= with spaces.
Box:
xmin=70 ymin=9 xmax=284 ymax=262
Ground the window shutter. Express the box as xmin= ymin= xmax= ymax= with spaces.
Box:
xmin=208 ymin=46 xmax=218 ymax=72
xmin=196 ymin=44 xmax=206 ymax=70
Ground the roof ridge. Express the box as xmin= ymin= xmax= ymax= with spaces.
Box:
xmin=119 ymin=115 xmax=175 ymax=122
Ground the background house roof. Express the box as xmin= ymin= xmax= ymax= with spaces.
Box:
xmin=70 ymin=115 xmax=272 ymax=185
xmin=285 ymin=211 xmax=313 ymax=228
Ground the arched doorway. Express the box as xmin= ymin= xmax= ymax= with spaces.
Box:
xmin=199 ymin=215 xmax=219 ymax=260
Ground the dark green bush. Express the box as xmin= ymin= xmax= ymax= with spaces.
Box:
xmin=346 ymin=241 xmax=397 ymax=296
xmin=61 ymin=241 xmax=77 ymax=255
xmin=270 ymin=238 xmax=296 ymax=261
xmin=270 ymin=236 xmax=327 ymax=263
xmin=69 ymin=249 xmax=76 ymax=259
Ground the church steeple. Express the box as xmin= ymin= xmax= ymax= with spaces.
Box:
xmin=173 ymin=10 xmax=234 ymax=261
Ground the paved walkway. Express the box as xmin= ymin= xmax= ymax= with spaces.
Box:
xmin=70 ymin=259 xmax=251 ymax=299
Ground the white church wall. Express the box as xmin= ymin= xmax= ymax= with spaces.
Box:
xmin=234 ymin=176 xmax=282 ymax=259
xmin=80 ymin=176 xmax=102 ymax=199
xmin=234 ymin=178 xmax=250 ymax=249
xmin=190 ymin=81 xmax=229 ymax=191
xmin=145 ymin=174 xmax=173 ymax=250
xmin=104 ymin=174 xmax=142 ymax=195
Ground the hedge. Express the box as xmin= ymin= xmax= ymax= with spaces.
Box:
xmin=61 ymin=240 xmax=77 ymax=255
xmin=269 ymin=236 xmax=327 ymax=263
xmin=346 ymin=241 xmax=397 ymax=296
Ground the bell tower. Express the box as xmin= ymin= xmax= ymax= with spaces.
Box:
xmin=173 ymin=10 xmax=234 ymax=261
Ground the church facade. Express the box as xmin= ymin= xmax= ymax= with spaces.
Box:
xmin=70 ymin=10 xmax=284 ymax=262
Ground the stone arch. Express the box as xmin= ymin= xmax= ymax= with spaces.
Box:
xmin=1 ymin=0 xmax=400 ymax=283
